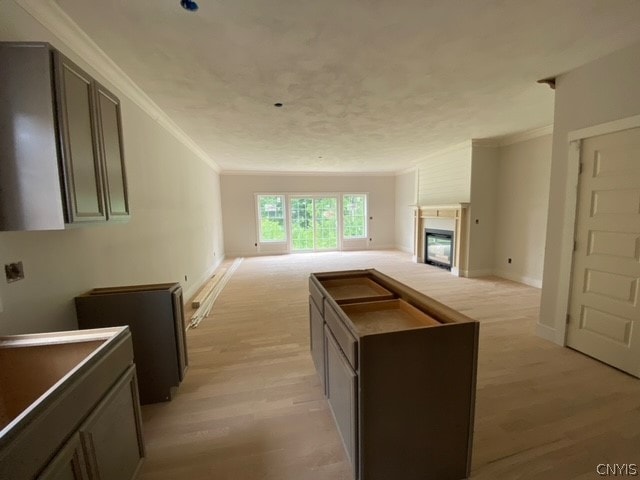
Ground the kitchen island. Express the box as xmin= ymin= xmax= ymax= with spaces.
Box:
xmin=309 ymin=269 xmax=478 ymax=480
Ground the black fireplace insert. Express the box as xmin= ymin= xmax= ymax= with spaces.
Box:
xmin=424 ymin=228 xmax=454 ymax=270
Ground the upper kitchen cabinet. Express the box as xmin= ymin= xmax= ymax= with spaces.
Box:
xmin=94 ymin=82 xmax=130 ymax=220
xmin=53 ymin=51 xmax=107 ymax=223
xmin=0 ymin=42 xmax=130 ymax=231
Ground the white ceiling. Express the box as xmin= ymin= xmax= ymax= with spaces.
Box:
xmin=56 ymin=0 xmax=640 ymax=173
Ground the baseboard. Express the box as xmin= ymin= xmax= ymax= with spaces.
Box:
xmin=536 ymin=322 xmax=558 ymax=344
xmin=465 ymin=268 xmax=494 ymax=278
xmin=370 ymin=244 xmax=396 ymax=250
xmin=394 ymin=244 xmax=413 ymax=254
xmin=493 ymin=270 xmax=543 ymax=288
xmin=184 ymin=254 xmax=225 ymax=301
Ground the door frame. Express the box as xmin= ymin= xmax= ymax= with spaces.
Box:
xmin=556 ymin=114 xmax=640 ymax=346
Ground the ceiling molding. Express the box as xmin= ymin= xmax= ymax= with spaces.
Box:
xmin=221 ymin=170 xmax=395 ymax=177
xmin=414 ymin=140 xmax=472 ymax=165
xmin=496 ymin=124 xmax=554 ymax=146
xmin=471 ymin=139 xmax=501 ymax=148
xmin=14 ymin=0 xmax=221 ymax=173
xmin=395 ymin=166 xmax=418 ymax=176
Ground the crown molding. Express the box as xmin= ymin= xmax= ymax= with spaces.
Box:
xmin=414 ymin=140 xmax=472 ymax=165
xmin=394 ymin=166 xmax=418 ymax=176
xmin=496 ymin=124 xmax=554 ymax=147
xmin=221 ymin=170 xmax=395 ymax=177
xmin=471 ymin=138 xmax=500 ymax=148
xmin=14 ymin=0 xmax=221 ymax=173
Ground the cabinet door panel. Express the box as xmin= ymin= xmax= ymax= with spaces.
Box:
xmin=309 ymin=298 xmax=325 ymax=392
xmin=80 ymin=366 xmax=144 ymax=480
xmin=53 ymin=52 xmax=105 ymax=222
xmin=95 ymin=83 xmax=129 ymax=219
xmin=38 ymin=433 xmax=88 ymax=480
xmin=325 ymin=326 xmax=357 ymax=469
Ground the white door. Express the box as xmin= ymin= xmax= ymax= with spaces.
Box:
xmin=566 ymin=127 xmax=640 ymax=377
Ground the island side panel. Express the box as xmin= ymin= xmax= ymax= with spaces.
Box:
xmin=358 ymin=322 xmax=479 ymax=480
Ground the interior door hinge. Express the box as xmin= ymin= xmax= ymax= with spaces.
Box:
xmin=573 ymin=240 xmax=577 ymax=252
xmin=566 ymin=314 xmax=571 ymax=325
xmin=579 ymin=163 xmax=583 ymax=175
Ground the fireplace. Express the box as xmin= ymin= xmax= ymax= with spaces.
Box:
xmin=424 ymin=229 xmax=454 ymax=270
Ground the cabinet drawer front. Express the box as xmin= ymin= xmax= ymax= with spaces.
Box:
xmin=324 ymin=300 xmax=358 ymax=369
xmin=309 ymin=278 xmax=324 ymax=315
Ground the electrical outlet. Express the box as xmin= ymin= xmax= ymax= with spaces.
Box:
xmin=5 ymin=261 xmax=24 ymax=283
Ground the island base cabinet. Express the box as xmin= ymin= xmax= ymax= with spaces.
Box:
xmin=324 ymin=326 xmax=357 ymax=476
xmin=80 ymin=366 xmax=145 ymax=480
xmin=310 ymin=270 xmax=478 ymax=480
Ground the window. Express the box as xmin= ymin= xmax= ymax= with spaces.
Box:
xmin=257 ymin=195 xmax=286 ymax=242
xmin=343 ymin=194 xmax=367 ymax=238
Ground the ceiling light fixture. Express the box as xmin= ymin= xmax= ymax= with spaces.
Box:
xmin=180 ymin=0 xmax=199 ymax=12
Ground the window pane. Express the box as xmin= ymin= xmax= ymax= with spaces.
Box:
xmin=343 ymin=194 xmax=367 ymax=238
xmin=291 ymin=198 xmax=314 ymax=250
xmin=258 ymin=195 xmax=286 ymax=242
xmin=315 ymin=197 xmax=338 ymax=249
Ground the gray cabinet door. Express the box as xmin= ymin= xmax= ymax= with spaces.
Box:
xmin=324 ymin=325 xmax=357 ymax=471
xmin=79 ymin=366 xmax=144 ymax=480
xmin=53 ymin=51 xmax=106 ymax=223
xmin=38 ymin=433 xmax=89 ymax=480
xmin=309 ymin=298 xmax=325 ymax=391
xmin=94 ymin=82 xmax=130 ymax=220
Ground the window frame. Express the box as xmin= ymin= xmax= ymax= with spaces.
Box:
xmin=342 ymin=193 xmax=368 ymax=240
xmin=255 ymin=194 xmax=288 ymax=243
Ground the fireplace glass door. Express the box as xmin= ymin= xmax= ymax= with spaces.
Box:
xmin=425 ymin=229 xmax=454 ymax=270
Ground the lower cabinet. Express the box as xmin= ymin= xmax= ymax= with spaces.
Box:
xmin=324 ymin=326 xmax=357 ymax=471
xmin=38 ymin=366 xmax=144 ymax=480
xmin=309 ymin=270 xmax=479 ymax=480
xmin=79 ymin=366 xmax=144 ymax=480
xmin=38 ymin=434 xmax=88 ymax=480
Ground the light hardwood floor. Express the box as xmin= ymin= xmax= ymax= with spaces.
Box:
xmin=138 ymin=251 xmax=640 ymax=480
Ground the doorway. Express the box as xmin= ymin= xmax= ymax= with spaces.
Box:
xmin=289 ymin=196 xmax=339 ymax=252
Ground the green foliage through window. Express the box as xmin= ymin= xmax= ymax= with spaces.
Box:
xmin=343 ymin=195 xmax=367 ymax=238
xmin=290 ymin=197 xmax=338 ymax=250
xmin=258 ymin=195 xmax=286 ymax=242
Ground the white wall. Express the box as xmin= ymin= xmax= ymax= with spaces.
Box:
xmin=221 ymin=174 xmax=395 ymax=256
xmin=394 ymin=170 xmax=417 ymax=253
xmin=467 ymin=145 xmax=499 ymax=276
xmin=417 ymin=142 xmax=472 ymax=205
xmin=0 ymin=2 xmax=224 ymax=335
xmin=539 ymin=41 xmax=640 ymax=343
xmin=493 ymin=135 xmax=552 ymax=287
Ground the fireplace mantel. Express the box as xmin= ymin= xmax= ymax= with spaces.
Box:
xmin=412 ymin=203 xmax=470 ymax=276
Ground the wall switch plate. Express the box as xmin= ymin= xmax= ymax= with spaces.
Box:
xmin=5 ymin=261 xmax=24 ymax=283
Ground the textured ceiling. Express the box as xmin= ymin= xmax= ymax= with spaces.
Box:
xmin=56 ymin=0 xmax=640 ymax=172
